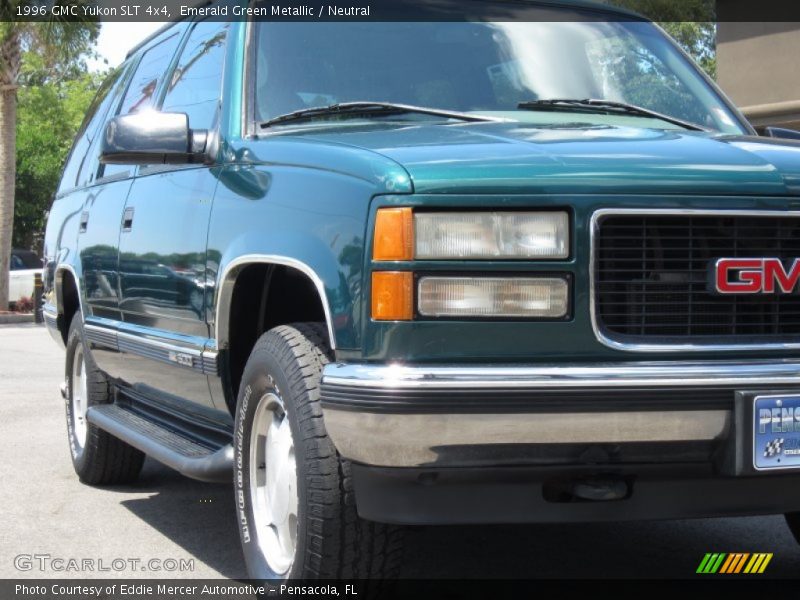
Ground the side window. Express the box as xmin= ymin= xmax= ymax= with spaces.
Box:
xmin=119 ymin=32 xmax=183 ymax=115
xmin=100 ymin=30 xmax=184 ymax=180
xmin=75 ymin=62 xmax=133 ymax=188
xmin=58 ymin=66 xmax=125 ymax=194
xmin=161 ymin=21 xmax=229 ymax=129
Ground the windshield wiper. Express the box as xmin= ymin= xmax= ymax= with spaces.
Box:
xmin=517 ymin=98 xmax=707 ymax=131
xmin=259 ymin=101 xmax=498 ymax=129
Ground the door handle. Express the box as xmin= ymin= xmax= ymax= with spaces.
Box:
xmin=122 ymin=207 xmax=135 ymax=231
xmin=79 ymin=211 xmax=89 ymax=233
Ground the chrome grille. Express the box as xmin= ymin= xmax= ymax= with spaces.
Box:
xmin=593 ymin=211 xmax=800 ymax=346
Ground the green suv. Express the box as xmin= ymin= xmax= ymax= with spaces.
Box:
xmin=43 ymin=0 xmax=800 ymax=579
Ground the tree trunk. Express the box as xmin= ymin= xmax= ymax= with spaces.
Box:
xmin=0 ymin=86 xmax=16 ymax=310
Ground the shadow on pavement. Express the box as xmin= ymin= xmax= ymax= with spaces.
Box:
xmin=118 ymin=459 xmax=246 ymax=579
xmin=111 ymin=459 xmax=800 ymax=579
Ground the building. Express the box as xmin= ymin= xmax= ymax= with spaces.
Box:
xmin=717 ymin=17 xmax=800 ymax=131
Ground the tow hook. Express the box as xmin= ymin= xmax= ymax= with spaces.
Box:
xmin=543 ymin=476 xmax=632 ymax=503
xmin=571 ymin=477 xmax=630 ymax=501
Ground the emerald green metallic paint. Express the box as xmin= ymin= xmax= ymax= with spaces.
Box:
xmin=292 ymin=122 xmax=800 ymax=196
xmin=221 ymin=122 xmax=800 ymax=362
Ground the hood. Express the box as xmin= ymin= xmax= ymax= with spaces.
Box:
xmin=297 ymin=122 xmax=800 ymax=196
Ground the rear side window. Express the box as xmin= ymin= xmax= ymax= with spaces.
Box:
xmin=161 ymin=21 xmax=229 ymax=129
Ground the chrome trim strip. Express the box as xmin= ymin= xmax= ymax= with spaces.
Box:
xmin=323 ymin=408 xmax=730 ymax=467
xmin=84 ymin=324 xmax=118 ymax=350
xmin=201 ymin=350 xmax=219 ymax=376
xmin=241 ymin=19 xmax=252 ymax=138
xmin=116 ymin=330 xmax=219 ymax=375
xmin=589 ymin=208 xmax=800 ymax=352
xmin=215 ymin=254 xmax=336 ymax=350
xmin=116 ymin=329 xmax=203 ymax=356
xmin=42 ymin=305 xmax=58 ymax=326
xmin=322 ymin=359 xmax=800 ymax=389
xmin=82 ymin=320 xmax=219 ymax=375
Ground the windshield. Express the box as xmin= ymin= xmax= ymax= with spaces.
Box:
xmin=255 ymin=20 xmax=744 ymax=134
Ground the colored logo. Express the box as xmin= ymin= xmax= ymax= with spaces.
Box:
xmin=696 ymin=553 xmax=773 ymax=574
xmin=764 ymin=438 xmax=785 ymax=458
xmin=714 ymin=258 xmax=800 ymax=294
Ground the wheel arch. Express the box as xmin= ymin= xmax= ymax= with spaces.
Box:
xmin=215 ymin=254 xmax=337 ymax=352
xmin=214 ymin=254 xmax=346 ymax=412
xmin=55 ymin=263 xmax=83 ymax=345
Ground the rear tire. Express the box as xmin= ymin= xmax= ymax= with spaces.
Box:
xmin=65 ymin=313 xmax=145 ymax=485
xmin=234 ymin=323 xmax=403 ymax=581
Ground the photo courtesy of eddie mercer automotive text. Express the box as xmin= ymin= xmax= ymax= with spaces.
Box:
xmin=39 ymin=0 xmax=800 ymax=581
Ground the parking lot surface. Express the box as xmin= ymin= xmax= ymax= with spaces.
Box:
xmin=1 ymin=324 xmax=799 ymax=579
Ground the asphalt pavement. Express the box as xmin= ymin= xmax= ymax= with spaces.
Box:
xmin=1 ymin=323 xmax=799 ymax=579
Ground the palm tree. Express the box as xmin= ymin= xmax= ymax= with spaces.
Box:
xmin=0 ymin=7 xmax=98 ymax=309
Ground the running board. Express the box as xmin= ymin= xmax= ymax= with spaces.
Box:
xmin=87 ymin=404 xmax=233 ymax=483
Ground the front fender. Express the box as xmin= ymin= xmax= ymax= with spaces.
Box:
xmin=213 ymin=233 xmax=353 ymax=350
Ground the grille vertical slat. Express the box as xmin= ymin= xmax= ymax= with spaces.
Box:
xmin=595 ymin=213 xmax=800 ymax=344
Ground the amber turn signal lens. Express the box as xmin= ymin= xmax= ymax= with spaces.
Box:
xmin=373 ymin=207 xmax=413 ymax=261
xmin=371 ymin=271 xmax=413 ymax=321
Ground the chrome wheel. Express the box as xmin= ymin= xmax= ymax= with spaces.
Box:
xmin=71 ymin=346 xmax=88 ymax=450
xmin=249 ymin=392 xmax=298 ymax=575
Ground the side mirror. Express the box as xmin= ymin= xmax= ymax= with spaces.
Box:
xmin=763 ymin=126 xmax=800 ymax=141
xmin=100 ymin=112 xmax=209 ymax=165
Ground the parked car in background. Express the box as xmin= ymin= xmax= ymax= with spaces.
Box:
xmin=9 ymin=249 xmax=41 ymax=307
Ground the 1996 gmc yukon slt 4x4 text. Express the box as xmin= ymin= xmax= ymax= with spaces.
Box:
xmin=42 ymin=0 xmax=800 ymax=579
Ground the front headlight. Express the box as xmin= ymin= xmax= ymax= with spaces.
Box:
xmin=370 ymin=207 xmax=572 ymax=321
xmin=418 ymin=276 xmax=569 ymax=318
xmin=414 ymin=211 xmax=569 ymax=260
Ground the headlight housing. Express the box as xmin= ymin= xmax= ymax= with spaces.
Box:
xmin=414 ymin=211 xmax=569 ymax=260
xmin=371 ymin=207 xmax=572 ymax=320
xmin=417 ymin=276 xmax=569 ymax=318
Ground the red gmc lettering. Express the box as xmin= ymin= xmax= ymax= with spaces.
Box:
xmin=716 ymin=258 xmax=800 ymax=294
xmin=764 ymin=258 xmax=800 ymax=293
xmin=715 ymin=259 xmax=763 ymax=293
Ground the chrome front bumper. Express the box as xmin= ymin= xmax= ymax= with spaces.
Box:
xmin=320 ymin=359 xmax=800 ymax=467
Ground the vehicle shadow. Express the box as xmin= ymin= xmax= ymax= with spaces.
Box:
xmin=118 ymin=459 xmax=246 ymax=579
xmin=113 ymin=460 xmax=800 ymax=579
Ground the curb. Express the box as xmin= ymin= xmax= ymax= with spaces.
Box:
xmin=0 ymin=313 xmax=35 ymax=324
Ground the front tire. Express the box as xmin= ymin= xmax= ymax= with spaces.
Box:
xmin=65 ymin=313 xmax=145 ymax=484
xmin=235 ymin=323 xmax=403 ymax=580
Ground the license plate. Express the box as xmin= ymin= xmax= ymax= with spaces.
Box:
xmin=754 ymin=394 xmax=800 ymax=470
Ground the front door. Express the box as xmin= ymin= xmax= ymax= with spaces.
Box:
xmin=117 ymin=168 xmax=218 ymax=407
xmin=114 ymin=19 xmax=230 ymax=409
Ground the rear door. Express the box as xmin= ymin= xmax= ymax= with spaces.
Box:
xmin=116 ymin=20 xmax=230 ymax=408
